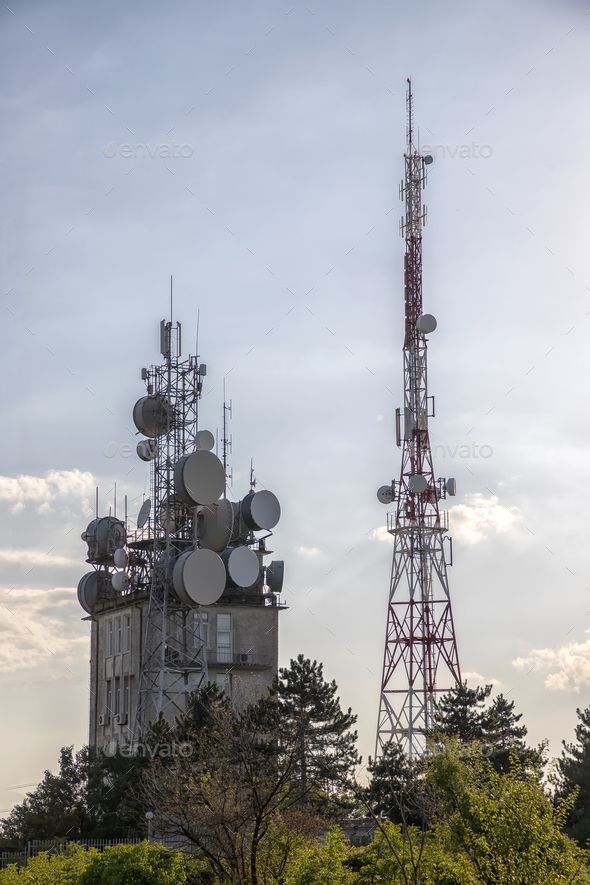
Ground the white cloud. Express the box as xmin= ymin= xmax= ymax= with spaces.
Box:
xmin=370 ymin=526 xmax=394 ymax=545
xmin=0 ymin=469 xmax=95 ymax=514
xmin=0 ymin=549 xmax=77 ymax=567
xmin=513 ymin=630 xmax=590 ymax=692
xmin=0 ymin=586 xmax=87 ymax=676
xmin=449 ymin=493 xmax=521 ymax=544
xmin=463 ymin=670 xmax=503 ymax=688
xmin=296 ymin=545 xmax=322 ymax=558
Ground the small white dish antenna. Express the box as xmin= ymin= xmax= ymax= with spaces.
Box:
xmin=377 ymin=485 xmax=394 ymax=505
xmin=113 ymin=548 xmax=128 ymax=569
xmin=174 ymin=451 xmax=225 ymax=506
xmin=446 ymin=477 xmax=457 ymax=496
xmin=408 ymin=474 xmax=428 ymax=494
xmin=196 ymin=429 xmax=215 ymax=452
xmin=111 ymin=571 xmax=129 ymax=592
xmin=416 ymin=314 xmax=437 ymax=334
xmin=241 ymin=490 xmax=281 ymax=531
xmin=173 ymin=548 xmax=226 ymax=606
xmin=137 ymin=439 xmax=158 ymax=462
xmin=137 ymin=499 xmax=151 ymax=529
xmin=223 ymin=546 xmax=260 ymax=588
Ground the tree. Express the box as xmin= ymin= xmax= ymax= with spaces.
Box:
xmin=142 ymin=697 xmax=306 ymax=885
xmin=0 ymin=746 xmax=88 ymax=843
xmin=365 ymin=743 xmax=427 ymax=827
xmin=433 ymin=682 xmax=492 ymax=743
xmin=558 ymin=705 xmax=590 ymax=846
xmin=272 ymin=655 xmax=360 ymax=810
xmin=426 ymin=740 xmax=590 ymax=884
xmin=482 ymin=692 xmax=541 ymax=773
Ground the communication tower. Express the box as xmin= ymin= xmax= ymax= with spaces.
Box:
xmin=78 ymin=303 xmax=285 ymax=749
xmin=375 ymin=80 xmax=461 ymax=758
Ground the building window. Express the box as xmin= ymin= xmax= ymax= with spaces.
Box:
xmin=116 ymin=617 xmax=122 ymax=654
xmin=106 ymin=680 xmax=113 ymax=719
xmin=123 ymin=675 xmax=130 ymax=715
xmin=194 ymin=611 xmax=208 ymax=648
xmin=216 ymin=613 xmax=232 ymax=663
xmin=114 ymin=676 xmax=121 ymax=715
xmin=124 ymin=615 xmax=131 ymax=652
xmin=107 ymin=620 xmax=114 ymax=657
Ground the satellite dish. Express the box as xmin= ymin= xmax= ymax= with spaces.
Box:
xmin=424 ymin=154 xmax=434 ymax=165
xmin=198 ymin=498 xmax=234 ymax=552
xmin=137 ymin=439 xmax=158 ymax=462
xmin=377 ymin=485 xmax=395 ymax=505
xmin=416 ymin=314 xmax=437 ymax=334
xmin=446 ymin=477 xmax=457 ymax=497
xmin=113 ymin=548 xmax=128 ymax=569
xmin=137 ymin=499 xmax=151 ymax=529
xmin=174 ymin=450 xmax=225 ymax=506
xmin=266 ymin=560 xmax=284 ymax=594
xmin=223 ymin=546 xmax=260 ymax=588
xmin=82 ymin=517 xmax=126 ymax=561
xmin=132 ymin=394 xmax=174 ymax=438
xmin=241 ymin=490 xmax=281 ymax=531
xmin=173 ymin=548 xmax=226 ymax=606
xmin=408 ymin=474 xmax=428 ymax=494
xmin=77 ymin=571 xmax=112 ymax=613
xmin=111 ymin=571 xmax=129 ymax=592
xmin=196 ymin=429 xmax=215 ymax=452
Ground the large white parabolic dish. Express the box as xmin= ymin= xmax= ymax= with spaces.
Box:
xmin=173 ymin=548 xmax=226 ymax=606
xmin=199 ymin=498 xmax=234 ymax=552
xmin=174 ymin=451 xmax=225 ymax=506
xmin=224 ymin=546 xmax=260 ymax=588
xmin=132 ymin=395 xmax=174 ymax=438
xmin=241 ymin=490 xmax=281 ymax=531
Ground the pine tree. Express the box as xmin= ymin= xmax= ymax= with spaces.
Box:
xmin=482 ymin=693 xmax=539 ymax=773
xmin=558 ymin=705 xmax=590 ymax=846
xmin=433 ymin=681 xmax=492 ymax=742
xmin=272 ymin=654 xmax=360 ymax=809
xmin=365 ymin=742 xmax=427 ymax=826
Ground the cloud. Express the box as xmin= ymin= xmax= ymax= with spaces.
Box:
xmin=463 ymin=670 xmax=503 ymax=688
xmin=513 ymin=630 xmax=590 ymax=692
xmin=449 ymin=494 xmax=521 ymax=544
xmin=296 ymin=545 xmax=322 ymax=558
xmin=370 ymin=526 xmax=394 ymax=545
xmin=0 ymin=586 xmax=87 ymax=676
xmin=0 ymin=469 xmax=95 ymax=514
xmin=0 ymin=549 xmax=77 ymax=567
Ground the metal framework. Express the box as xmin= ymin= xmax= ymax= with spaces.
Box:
xmin=376 ymin=80 xmax=461 ymax=759
xmin=133 ymin=315 xmax=209 ymax=738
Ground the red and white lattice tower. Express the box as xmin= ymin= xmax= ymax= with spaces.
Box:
xmin=375 ymin=79 xmax=461 ymax=759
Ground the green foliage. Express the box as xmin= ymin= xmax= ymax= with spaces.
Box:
xmin=0 ymin=747 xmax=89 ymax=843
xmin=427 ymin=741 xmax=590 ymax=884
xmin=558 ymin=705 xmax=590 ymax=846
xmin=0 ymin=843 xmax=97 ymax=884
xmin=272 ymin=655 xmax=360 ymax=810
xmin=365 ymin=743 xmax=427 ymax=826
xmin=80 ymin=841 xmax=194 ymax=885
xmin=285 ymin=829 xmax=356 ymax=885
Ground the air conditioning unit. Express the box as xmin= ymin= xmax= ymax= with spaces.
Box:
xmin=114 ymin=712 xmax=128 ymax=726
xmin=240 ymin=653 xmax=249 ymax=663
xmin=98 ymin=713 xmax=109 ymax=727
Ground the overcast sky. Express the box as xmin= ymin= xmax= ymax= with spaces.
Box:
xmin=1 ymin=0 xmax=590 ymax=816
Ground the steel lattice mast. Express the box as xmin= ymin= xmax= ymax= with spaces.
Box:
xmin=375 ymin=79 xmax=461 ymax=759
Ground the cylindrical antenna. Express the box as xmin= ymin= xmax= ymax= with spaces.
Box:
xmin=124 ymin=494 xmax=128 ymax=528
xmin=114 ymin=482 xmax=117 ymax=519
